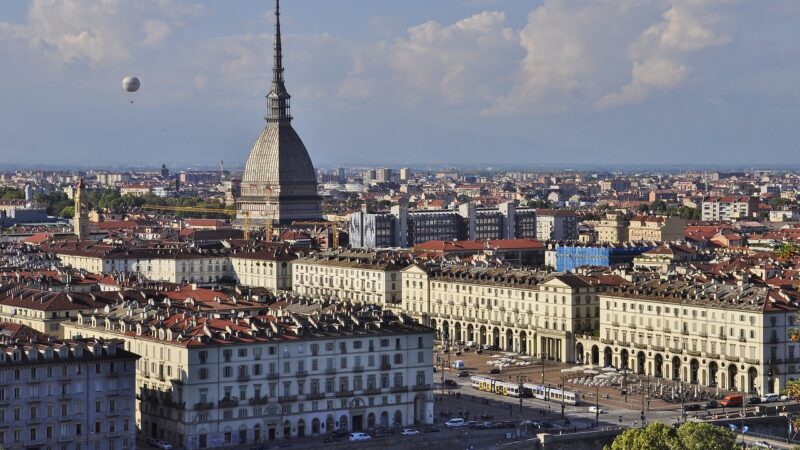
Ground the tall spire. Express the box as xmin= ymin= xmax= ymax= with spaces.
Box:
xmin=267 ymin=0 xmax=291 ymax=122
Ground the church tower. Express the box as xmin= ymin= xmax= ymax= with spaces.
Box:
xmin=74 ymin=178 xmax=89 ymax=240
xmin=237 ymin=0 xmax=322 ymax=227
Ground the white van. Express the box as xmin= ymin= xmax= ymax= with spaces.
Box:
xmin=465 ymin=341 xmax=477 ymax=349
xmin=452 ymin=360 xmax=465 ymax=370
xmin=445 ymin=418 xmax=466 ymax=428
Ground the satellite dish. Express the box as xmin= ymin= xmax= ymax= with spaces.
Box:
xmin=122 ymin=76 xmax=140 ymax=93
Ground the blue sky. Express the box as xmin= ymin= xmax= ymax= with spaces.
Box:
xmin=0 ymin=0 xmax=799 ymax=169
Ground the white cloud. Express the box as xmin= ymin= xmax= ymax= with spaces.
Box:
xmin=0 ymin=0 xmax=198 ymax=65
xmin=596 ymin=0 xmax=731 ymax=109
xmin=339 ymin=11 xmax=518 ymax=106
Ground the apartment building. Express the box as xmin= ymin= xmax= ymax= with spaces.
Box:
xmin=63 ymin=305 xmax=434 ymax=449
xmin=627 ymin=216 xmax=687 ymax=243
xmin=701 ymin=195 xmax=757 ymax=222
xmin=291 ymin=250 xmax=410 ymax=309
xmin=0 ymin=331 xmax=138 ymax=450
xmin=402 ymin=264 xmax=625 ymax=362
xmin=229 ymin=248 xmax=296 ymax=291
xmin=595 ymin=213 xmax=629 ymax=244
xmin=536 ymin=210 xmax=578 ymax=242
xmin=576 ymin=277 xmax=799 ymax=395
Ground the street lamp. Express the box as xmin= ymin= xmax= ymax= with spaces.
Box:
xmin=595 ymin=385 xmax=600 ymax=426
xmin=540 ymin=353 xmax=547 ymax=402
xmin=516 ymin=375 xmax=528 ymax=416
xmin=622 ymin=366 xmax=629 ymax=403
xmin=560 ymin=375 xmax=566 ymax=420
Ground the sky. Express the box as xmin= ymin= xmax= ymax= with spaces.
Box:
xmin=0 ymin=0 xmax=799 ymax=170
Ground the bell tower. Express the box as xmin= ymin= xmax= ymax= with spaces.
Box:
xmin=74 ymin=178 xmax=89 ymax=240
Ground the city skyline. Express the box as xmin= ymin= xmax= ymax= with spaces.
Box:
xmin=1 ymin=0 xmax=799 ymax=167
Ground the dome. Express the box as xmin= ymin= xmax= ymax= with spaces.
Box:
xmin=242 ymin=122 xmax=317 ymax=196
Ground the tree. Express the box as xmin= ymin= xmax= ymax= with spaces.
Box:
xmin=651 ymin=200 xmax=668 ymax=214
xmin=604 ymin=423 xmax=680 ymax=450
xmin=637 ymin=204 xmax=650 ymax=213
xmin=676 ymin=422 xmax=738 ymax=450
xmin=604 ymin=422 xmax=737 ymax=450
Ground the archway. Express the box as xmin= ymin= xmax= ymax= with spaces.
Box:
xmin=492 ymin=327 xmax=500 ymax=348
xmin=455 ymin=322 xmax=462 ymax=343
xmin=671 ymin=356 xmax=681 ymax=381
xmin=591 ymin=345 xmax=599 ymax=365
xmin=414 ymin=394 xmax=427 ymax=424
xmin=441 ymin=321 xmax=450 ymax=342
xmin=283 ymin=420 xmax=291 ymax=438
xmin=505 ymin=329 xmax=514 ymax=352
xmin=254 ymin=424 xmax=261 ymax=442
xmin=380 ymin=411 xmax=389 ymax=428
xmin=620 ymin=349 xmax=629 ymax=369
xmin=394 ymin=410 xmax=403 ymax=427
xmin=637 ymin=352 xmax=646 ymax=374
xmin=520 ymin=331 xmax=528 ymax=355
xmin=467 ymin=324 xmax=474 ymax=342
xmin=297 ymin=419 xmax=305 ymax=438
xmin=576 ymin=343 xmax=585 ymax=365
xmin=367 ymin=413 xmax=375 ymax=429
xmin=479 ymin=326 xmax=487 ymax=345
xmin=690 ymin=359 xmax=699 ymax=384
xmin=326 ymin=415 xmax=335 ymax=434
xmin=603 ymin=347 xmax=613 ymax=367
xmin=312 ymin=418 xmax=320 ymax=435
xmin=339 ymin=415 xmax=349 ymax=431
xmin=727 ymin=365 xmax=738 ymax=391
xmin=654 ymin=354 xmax=663 ymax=378
xmin=748 ymin=367 xmax=758 ymax=394
xmin=709 ymin=362 xmax=718 ymax=386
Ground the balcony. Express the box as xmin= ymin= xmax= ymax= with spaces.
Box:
xmin=634 ymin=343 xmax=648 ymax=350
xmin=267 ymin=373 xmax=280 ymax=380
xmin=600 ymin=338 xmax=613 ymax=345
xmin=237 ymin=374 xmax=250 ymax=382
xmin=744 ymin=358 xmax=760 ymax=365
xmin=413 ymin=384 xmax=432 ymax=392
xmin=305 ymin=392 xmax=326 ymax=400
xmin=364 ymin=388 xmax=382 ymax=395
xmin=248 ymin=396 xmax=269 ymax=406
xmin=390 ymin=386 xmax=408 ymax=393
xmin=680 ymin=330 xmax=689 ymax=336
xmin=738 ymin=337 xmax=747 ymax=343
xmin=718 ymin=335 xmax=727 ymax=341
xmin=611 ymin=322 xmax=620 ymax=327
xmin=618 ymin=341 xmax=630 ymax=348
xmin=324 ymin=368 xmax=337 ymax=375
xmin=194 ymin=402 xmax=214 ymax=411
xmin=705 ymin=352 xmax=720 ymax=359
xmin=645 ymin=326 xmax=654 ymax=331
xmin=278 ymin=395 xmax=297 ymax=403
xmin=295 ymin=370 xmax=309 ymax=378
xmin=380 ymin=363 xmax=392 ymax=371
xmin=699 ymin=332 xmax=708 ymax=338
xmin=335 ymin=390 xmax=354 ymax=398
xmin=687 ymin=350 xmax=701 ymax=357
xmin=668 ymin=347 xmax=682 ymax=354
xmin=725 ymin=355 xmax=740 ymax=363
xmin=353 ymin=366 xmax=364 ymax=373
xmin=218 ymin=397 xmax=239 ymax=408
xmin=651 ymin=345 xmax=665 ymax=352
xmin=629 ymin=324 xmax=637 ymax=330
xmin=662 ymin=328 xmax=671 ymax=333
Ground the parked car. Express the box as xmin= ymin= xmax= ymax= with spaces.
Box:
xmin=748 ymin=396 xmax=761 ymax=405
xmin=445 ymin=418 xmax=467 ymax=428
xmin=705 ymin=400 xmax=718 ymax=409
xmin=433 ymin=366 xmax=438 ymax=373
xmin=466 ymin=421 xmax=480 ymax=429
xmin=401 ymin=429 xmax=420 ymax=436
xmin=331 ymin=429 xmax=349 ymax=438
xmin=761 ymin=393 xmax=779 ymax=403
xmin=478 ymin=421 xmax=494 ymax=429
xmin=589 ymin=406 xmax=604 ymax=414
xmin=443 ymin=379 xmax=458 ymax=388
xmin=424 ymin=426 xmax=441 ymax=433
xmin=753 ymin=441 xmax=772 ymax=448
xmin=684 ymin=403 xmax=702 ymax=411
xmin=322 ymin=436 xmax=340 ymax=443
xmin=458 ymin=370 xmax=470 ymax=378
xmin=489 ymin=368 xmax=501 ymax=375
xmin=348 ymin=432 xmax=372 ymax=442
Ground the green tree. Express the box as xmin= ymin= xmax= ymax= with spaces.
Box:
xmin=604 ymin=422 xmax=737 ymax=450
xmin=651 ymin=200 xmax=668 ymax=214
xmin=605 ymin=423 xmax=680 ymax=450
xmin=676 ymin=422 xmax=738 ymax=450
xmin=0 ymin=187 xmax=24 ymax=200
xmin=58 ymin=205 xmax=74 ymax=218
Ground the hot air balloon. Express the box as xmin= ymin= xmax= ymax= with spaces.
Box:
xmin=122 ymin=76 xmax=140 ymax=92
